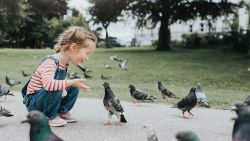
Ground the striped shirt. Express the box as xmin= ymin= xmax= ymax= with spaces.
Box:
xmin=26 ymin=56 xmax=67 ymax=94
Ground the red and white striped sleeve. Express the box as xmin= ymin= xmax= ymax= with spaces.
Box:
xmin=39 ymin=59 xmax=67 ymax=91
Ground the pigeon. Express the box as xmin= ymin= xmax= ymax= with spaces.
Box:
xmin=67 ymin=72 xmax=81 ymax=79
xmin=244 ymin=95 xmax=250 ymax=106
xmin=0 ymin=84 xmax=14 ymax=100
xmin=231 ymin=103 xmax=250 ymax=139
xmin=157 ymin=81 xmax=178 ymax=99
xmin=142 ymin=125 xmax=159 ymax=141
xmin=119 ymin=59 xmax=128 ymax=70
xmin=103 ymin=82 xmax=127 ymax=125
xmin=232 ymin=106 xmax=250 ymax=141
xmin=110 ymin=55 xmax=123 ymax=62
xmin=176 ymin=131 xmax=200 ymax=141
xmin=21 ymin=111 xmax=63 ymax=141
xmin=105 ymin=64 xmax=113 ymax=69
xmin=0 ymin=106 xmax=14 ymax=117
xmin=101 ymin=74 xmax=111 ymax=80
xmin=172 ymin=87 xmax=197 ymax=118
xmin=5 ymin=75 xmax=21 ymax=87
xmin=22 ymin=71 xmax=31 ymax=77
xmin=195 ymin=82 xmax=209 ymax=108
xmin=77 ymin=64 xmax=92 ymax=73
xmin=128 ymin=84 xmax=156 ymax=102
xmin=83 ymin=72 xmax=92 ymax=79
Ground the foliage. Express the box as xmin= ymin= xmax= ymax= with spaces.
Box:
xmin=127 ymin=0 xmax=241 ymax=51
xmin=88 ymin=0 xmax=129 ymax=48
xmin=0 ymin=0 xmax=28 ymax=46
xmin=44 ymin=14 xmax=91 ymax=48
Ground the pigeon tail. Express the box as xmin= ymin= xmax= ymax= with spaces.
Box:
xmin=2 ymin=113 xmax=14 ymax=117
xmin=120 ymin=114 xmax=127 ymax=123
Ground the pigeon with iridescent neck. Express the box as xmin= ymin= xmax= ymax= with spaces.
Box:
xmin=172 ymin=87 xmax=197 ymax=119
xmin=103 ymin=82 xmax=127 ymax=126
xmin=176 ymin=131 xmax=200 ymax=141
xmin=0 ymin=106 xmax=13 ymax=117
xmin=129 ymin=84 xmax=156 ymax=102
xmin=157 ymin=81 xmax=178 ymax=99
xmin=5 ymin=75 xmax=21 ymax=87
xmin=195 ymin=82 xmax=209 ymax=108
xmin=21 ymin=111 xmax=63 ymax=141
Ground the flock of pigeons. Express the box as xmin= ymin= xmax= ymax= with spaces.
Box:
xmin=1 ymin=55 xmax=250 ymax=141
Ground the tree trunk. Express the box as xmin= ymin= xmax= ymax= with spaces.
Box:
xmin=156 ymin=18 xmax=171 ymax=51
xmin=104 ymin=27 xmax=110 ymax=48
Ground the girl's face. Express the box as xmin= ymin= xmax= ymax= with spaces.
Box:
xmin=70 ymin=39 xmax=96 ymax=65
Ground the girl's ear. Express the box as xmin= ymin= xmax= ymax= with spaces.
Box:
xmin=68 ymin=43 xmax=78 ymax=52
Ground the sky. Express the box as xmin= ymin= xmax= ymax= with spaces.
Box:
xmin=68 ymin=0 xmax=135 ymax=45
xmin=68 ymin=0 xmax=249 ymax=45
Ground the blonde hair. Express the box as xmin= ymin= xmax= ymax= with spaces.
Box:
xmin=54 ymin=26 xmax=97 ymax=53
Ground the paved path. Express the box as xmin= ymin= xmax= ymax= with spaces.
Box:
xmin=0 ymin=93 xmax=235 ymax=141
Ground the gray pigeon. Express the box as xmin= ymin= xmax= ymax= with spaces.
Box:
xmin=0 ymin=106 xmax=14 ymax=117
xmin=176 ymin=131 xmax=200 ymax=141
xmin=157 ymin=81 xmax=178 ymax=99
xmin=195 ymin=82 xmax=209 ymax=108
xmin=67 ymin=71 xmax=81 ymax=79
xmin=172 ymin=88 xmax=197 ymax=119
xmin=101 ymin=74 xmax=111 ymax=80
xmin=244 ymin=95 xmax=250 ymax=106
xmin=103 ymin=82 xmax=127 ymax=125
xmin=77 ymin=64 xmax=92 ymax=73
xmin=22 ymin=71 xmax=31 ymax=77
xmin=83 ymin=72 xmax=92 ymax=79
xmin=21 ymin=111 xmax=63 ymax=141
xmin=142 ymin=125 xmax=158 ymax=141
xmin=5 ymin=75 xmax=21 ymax=87
xmin=105 ymin=64 xmax=113 ymax=69
xmin=110 ymin=55 xmax=123 ymax=62
xmin=0 ymin=84 xmax=14 ymax=100
xmin=129 ymin=84 xmax=156 ymax=102
xmin=119 ymin=59 xmax=128 ymax=70
xmin=232 ymin=106 xmax=250 ymax=141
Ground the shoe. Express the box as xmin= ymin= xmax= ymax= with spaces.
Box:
xmin=49 ymin=116 xmax=67 ymax=127
xmin=59 ymin=113 xmax=77 ymax=123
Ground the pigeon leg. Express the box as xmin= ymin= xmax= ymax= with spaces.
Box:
xmin=104 ymin=112 xmax=112 ymax=125
xmin=104 ymin=120 xmax=112 ymax=125
xmin=115 ymin=121 xmax=122 ymax=126
xmin=182 ymin=112 xmax=189 ymax=119
xmin=188 ymin=112 xmax=194 ymax=116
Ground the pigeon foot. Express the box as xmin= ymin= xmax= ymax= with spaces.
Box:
xmin=104 ymin=121 xmax=112 ymax=125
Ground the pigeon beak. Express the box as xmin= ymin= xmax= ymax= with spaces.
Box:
xmin=21 ymin=118 xmax=30 ymax=124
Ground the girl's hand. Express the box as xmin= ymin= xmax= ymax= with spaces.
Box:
xmin=67 ymin=79 xmax=91 ymax=92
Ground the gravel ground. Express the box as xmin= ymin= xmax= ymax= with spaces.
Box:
xmin=0 ymin=93 xmax=235 ymax=141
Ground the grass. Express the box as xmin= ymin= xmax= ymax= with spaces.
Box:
xmin=0 ymin=47 xmax=250 ymax=109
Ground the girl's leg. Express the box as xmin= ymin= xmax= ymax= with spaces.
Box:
xmin=59 ymin=86 xmax=79 ymax=113
xmin=27 ymin=88 xmax=63 ymax=119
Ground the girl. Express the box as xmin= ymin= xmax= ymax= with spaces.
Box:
xmin=21 ymin=26 xmax=97 ymax=127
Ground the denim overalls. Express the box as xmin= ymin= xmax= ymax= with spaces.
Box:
xmin=21 ymin=56 xmax=79 ymax=119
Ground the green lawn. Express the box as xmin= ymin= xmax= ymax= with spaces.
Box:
xmin=1 ymin=47 xmax=250 ymax=109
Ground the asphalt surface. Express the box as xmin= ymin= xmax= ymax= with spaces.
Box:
xmin=0 ymin=92 xmax=235 ymax=141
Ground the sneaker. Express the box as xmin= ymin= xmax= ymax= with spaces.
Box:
xmin=59 ymin=113 xmax=77 ymax=123
xmin=49 ymin=116 xmax=67 ymax=127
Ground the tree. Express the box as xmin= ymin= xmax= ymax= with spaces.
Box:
xmin=128 ymin=0 xmax=241 ymax=51
xmin=88 ymin=0 xmax=128 ymax=48
xmin=21 ymin=0 xmax=68 ymax=48
xmin=0 ymin=0 xmax=28 ymax=47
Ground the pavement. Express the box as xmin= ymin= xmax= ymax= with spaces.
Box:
xmin=0 ymin=92 xmax=235 ymax=141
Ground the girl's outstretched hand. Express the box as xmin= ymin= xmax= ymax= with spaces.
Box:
xmin=67 ymin=79 xmax=91 ymax=92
